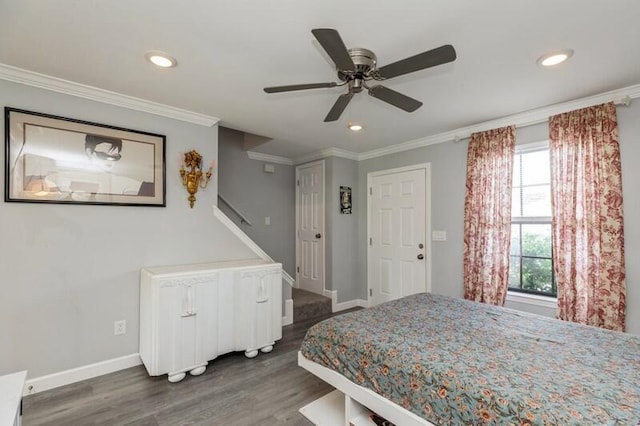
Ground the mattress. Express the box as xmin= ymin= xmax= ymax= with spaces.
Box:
xmin=300 ymin=293 xmax=640 ymax=425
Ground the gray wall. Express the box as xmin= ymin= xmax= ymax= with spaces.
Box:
xmin=0 ymin=80 xmax=257 ymax=378
xmin=324 ymin=157 xmax=359 ymax=301
xmin=353 ymin=108 xmax=640 ymax=335
xmin=217 ymin=127 xmax=295 ymax=275
xmin=217 ymin=127 xmax=295 ymax=303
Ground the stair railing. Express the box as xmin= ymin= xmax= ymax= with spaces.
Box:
xmin=218 ymin=194 xmax=252 ymax=225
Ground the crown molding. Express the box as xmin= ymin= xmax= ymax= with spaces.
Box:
xmin=246 ymin=151 xmax=293 ymax=165
xmin=294 ymin=147 xmax=359 ymax=165
xmin=0 ymin=63 xmax=220 ymax=127
xmin=358 ymin=83 xmax=640 ymax=161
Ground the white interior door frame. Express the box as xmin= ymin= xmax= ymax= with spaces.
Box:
xmin=295 ymin=160 xmax=325 ymax=294
xmin=367 ymin=163 xmax=432 ymax=303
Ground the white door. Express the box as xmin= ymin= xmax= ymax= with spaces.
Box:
xmin=296 ymin=161 xmax=325 ymax=295
xmin=368 ymin=165 xmax=430 ymax=306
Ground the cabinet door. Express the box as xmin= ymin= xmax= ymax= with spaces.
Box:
xmin=192 ymin=276 xmax=219 ymax=365
xmin=235 ymin=268 xmax=279 ymax=351
xmin=155 ymin=275 xmax=218 ymax=375
xmin=266 ymin=270 xmax=283 ymax=342
xmin=156 ymin=281 xmax=191 ymax=375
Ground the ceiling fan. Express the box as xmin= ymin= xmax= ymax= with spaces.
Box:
xmin=264 ymin=28 xmax=457 ymax=122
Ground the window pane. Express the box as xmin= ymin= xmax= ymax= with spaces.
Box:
xmin=509 ymin=256 xmax=521 ymax=289
xmin=513 ymin=154 xmax=521 ymax=187
xmin=510 ymin=224 xmax=521 ymax=255
xmin=521 ymin=257 xmax=553 ymax=294
xmin=511 ymin=188 xmax=521 ymax=217
xmin=521 ymin=184 xmax=551 ymax=216
xmin=510 ymin=146 xmax=555 ymax=297
xmin=521 ymin=224 xmax=552 ymax=257
xmin=521 ymin=150 xmax=550 ymax=185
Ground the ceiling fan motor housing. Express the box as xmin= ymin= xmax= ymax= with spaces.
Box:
xmin=338 ymin=48 xmax=377 ymax=92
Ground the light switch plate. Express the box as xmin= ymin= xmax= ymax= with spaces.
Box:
xmin=432 ymin=230 xmax=447 ymax=241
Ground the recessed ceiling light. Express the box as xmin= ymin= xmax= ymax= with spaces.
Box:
xmin=348 ymin=123 xmax=363 ymax=132
xmin=537 ymin=49 xmax=574 ymax=67
xmin=145 ymin=50 xmax=177 ymax=68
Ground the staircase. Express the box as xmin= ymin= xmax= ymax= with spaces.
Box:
xmin=293 ymin=288 xmax=332 ymax=322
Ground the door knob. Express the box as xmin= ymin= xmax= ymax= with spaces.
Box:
xmin=315 ymin=233 xmax=322 ymax=238
xmin=417 ymin=254 xmax=424 ymax=260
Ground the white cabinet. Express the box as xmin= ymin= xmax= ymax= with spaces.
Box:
xmin=140 ymin=259 xmax=282 ymax=382
xmin=0 ymin=370 xmax=26 ymax=426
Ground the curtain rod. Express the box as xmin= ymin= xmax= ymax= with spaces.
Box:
xmin=615 ymin=95 xmax=632 ymax=107
xmin=453 ymin=95 xmax=633 ymax=143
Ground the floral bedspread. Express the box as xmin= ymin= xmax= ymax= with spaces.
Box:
xmin=300 ymin=293 xmax=640 ymax=425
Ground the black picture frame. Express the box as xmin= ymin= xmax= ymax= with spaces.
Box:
xmin=4 ymin=107 xmax=166 ymax=206
xmin=340 ymin=185 xmax=352 ymax=214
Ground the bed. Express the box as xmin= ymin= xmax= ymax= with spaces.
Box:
xmin=299 ymin=293 xmax=640 ymax=425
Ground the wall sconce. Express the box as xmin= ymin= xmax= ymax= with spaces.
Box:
xmin=179 ymin=150 xmax=213 ymax=208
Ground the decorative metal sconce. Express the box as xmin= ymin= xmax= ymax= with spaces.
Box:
xmin=179 ymin=150 xmax=213 ymax=208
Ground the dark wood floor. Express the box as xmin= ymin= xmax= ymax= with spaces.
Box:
xmin=23 ymin=311 xmax=353 ymax=426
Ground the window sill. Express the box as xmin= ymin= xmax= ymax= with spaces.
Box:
xmin=506 ymin=291 xmax=557 ymax=309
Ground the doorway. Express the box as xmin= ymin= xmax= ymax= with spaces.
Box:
xmin=367 ymin=164 xmax=431 ymax=306
xmin=295 ymin=160 xmax=325 ymax=296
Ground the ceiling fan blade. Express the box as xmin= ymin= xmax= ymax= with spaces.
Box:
xmin=311 ymin=28 xmax=356 ymax=72
xmin=324 ymin=93 xmax=354 ymax=122
xmin=368 ymin=85 xmax=422 ymax=112
xmin=376 ymin=44 xmax=456 ymax=80
xmin=264 ymin=82 xmax=337 ymax=93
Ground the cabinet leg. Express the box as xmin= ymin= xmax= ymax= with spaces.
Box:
xmin=168 ymin=372 xmax=186 ymax=383
xmin=260 ymin=345 xmax=273 ymax=353
xmin=245 ymin=349 xmax=259 ymax=358
xmin=190 ymin=366 xmax=207 ymax=376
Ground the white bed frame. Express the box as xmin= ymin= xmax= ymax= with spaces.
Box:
xmin=298 ymin=352 xmax=434 ymax=426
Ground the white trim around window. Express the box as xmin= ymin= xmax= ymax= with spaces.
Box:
xmin=507 ymin=291 xmax=557 ymax=309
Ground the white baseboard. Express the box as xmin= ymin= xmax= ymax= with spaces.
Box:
xmin=336 ymin=299 xmax=370 ymax=311
xmin=23 ymin=353 xmax=141 ymax=396
xmin=324 ymin=289 xmax=338 ymax=312
xmin=282 ymin=298 xmax=294 ymax=326
xmin=324 ymin=289 xmax=369 ymax=313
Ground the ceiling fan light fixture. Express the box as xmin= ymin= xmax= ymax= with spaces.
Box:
xmin=145 ymin=50 xmax=177 ymax=68
xmin=537 ymin=49 xmax=574 ymax=67
xmin=348 ymin=123 xmax=363 ymax=132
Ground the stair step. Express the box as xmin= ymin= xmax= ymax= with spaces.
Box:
xmin=293 ymin=288 xmax=332 ymax=322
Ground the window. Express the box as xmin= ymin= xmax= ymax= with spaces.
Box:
xmin=509 ymin=144 xmax=556 ymax=297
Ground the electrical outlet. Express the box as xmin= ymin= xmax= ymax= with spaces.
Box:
xmin=114 ymin=320 xmax=126 ymax=335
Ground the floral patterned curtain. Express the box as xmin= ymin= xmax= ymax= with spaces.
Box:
xmin=463 ymin=126 xmax=515 ymax=306
xmin=549 ymin=102 xmax=626 ymax=331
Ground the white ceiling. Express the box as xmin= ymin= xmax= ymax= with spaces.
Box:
xmin=1 ymin=0 xmax=639 ymax=159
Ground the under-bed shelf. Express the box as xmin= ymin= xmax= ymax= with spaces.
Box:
xmin=298 ymin=352 xmax=431 ymax=426
xmin=299 ymin=389 xmax=375 ymax=426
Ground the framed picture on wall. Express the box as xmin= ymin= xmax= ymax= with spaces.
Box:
xmin=4 ymin=107 xmax=166 ymax=206
xmin=340 ymin=185 xmax=352 ymax=214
